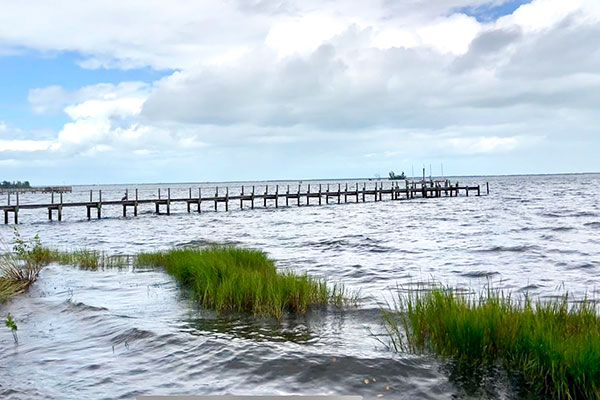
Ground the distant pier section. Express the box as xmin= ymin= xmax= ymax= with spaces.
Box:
xmin=0 ymin=186 xmax=72 ymax=194
xmin=1 ymin=180 xmax=488 ymax=224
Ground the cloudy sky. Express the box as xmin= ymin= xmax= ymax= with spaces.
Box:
xmin=0 ymin=0 xmax=598 ymax=184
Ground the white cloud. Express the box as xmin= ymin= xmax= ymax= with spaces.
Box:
xmin=0 ymin=0 xmax=597 ymax=181
xmin=0 ymin=139 xmax=52 ymax=152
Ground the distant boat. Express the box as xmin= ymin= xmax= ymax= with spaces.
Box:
xmin=388 ymin=171 xmax=406 ymax=180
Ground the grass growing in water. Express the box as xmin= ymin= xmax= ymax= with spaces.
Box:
xmin=382 ymin=287 xmax=600 ymax=399
xmin=136 ymin=247 xmax=350 ymax=318
xmin=1 ymin=230 xmax=130 ymax=302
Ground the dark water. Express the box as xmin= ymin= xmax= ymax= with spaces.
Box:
xmin=1 ymin=174 xmax=599 ymax=399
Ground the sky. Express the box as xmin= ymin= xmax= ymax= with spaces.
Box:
xmin=0 ymin=0 xmax=599 ymax=184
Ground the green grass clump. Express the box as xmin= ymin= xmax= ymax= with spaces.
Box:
xmin=382 ymin=287 xmax=600 ymax=399
xmin=48 ymin=249 xmax=129 ymax=270
xmin=136 ymin=247 xmax=348 ymax=319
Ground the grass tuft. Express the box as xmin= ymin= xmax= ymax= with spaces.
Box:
xmin=136 ymin=246 xmax=352 ymax=318
xmin=382 ymin=286 xmax=600 ymax=399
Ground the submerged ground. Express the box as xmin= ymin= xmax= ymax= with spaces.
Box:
xmin=1 ymin=174 xmax=599 ymax=399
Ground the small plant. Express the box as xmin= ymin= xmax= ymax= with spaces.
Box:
xmin=5 ymin=314 xmax=18 ymax=344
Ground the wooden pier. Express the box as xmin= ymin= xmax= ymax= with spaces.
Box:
xmin=0 ymin=180 xmax=488 ymax=224
xmin=0 ymin=186 xmax=72 ymax=194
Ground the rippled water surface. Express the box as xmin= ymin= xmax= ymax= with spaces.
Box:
xmin=1 ymin=174 xmax=599 ymax=399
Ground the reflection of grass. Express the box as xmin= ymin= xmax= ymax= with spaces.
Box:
xmin=382 ymin=287 xmax=600 ymax=399
xmin=136 ymin=247 xmax=352 ymax=319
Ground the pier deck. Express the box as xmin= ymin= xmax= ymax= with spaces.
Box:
xmin=1 ymin=180 xmax=488 ymax=224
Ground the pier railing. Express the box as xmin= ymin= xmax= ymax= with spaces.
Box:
xmin=0 ymin=180 xmax=488 ymax=224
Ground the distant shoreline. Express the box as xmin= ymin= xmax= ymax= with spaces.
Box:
xmin=28 ymin=171 xmax=599 ymax=187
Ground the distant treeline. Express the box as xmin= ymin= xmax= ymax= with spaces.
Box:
xmin=0 ymin=181 xmax=31 ymax=189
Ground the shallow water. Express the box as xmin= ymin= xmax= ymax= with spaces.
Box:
xmin=1 ymin=174 xmax=599 ymax=399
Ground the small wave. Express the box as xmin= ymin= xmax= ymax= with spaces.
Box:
xmin=477 ymin=245 xmax=538 ymax=253
xmin=461 ymin=271 xmax=499 ymax=279
xmin=540 ymin=212 xmax=564 ymax=218
xmin=62 ymin=299 xmax=109 ymax=313
xmin=518 ymin=284 xmax=543 ymax=292
xmin=584 ymin=221 xmax=600 ymax=229
xmin=551 ymin=226 xmax=574 ymax=232
xmin=571 ymin=211 xmax=597 ymax=217
xmin=570 ymin=263 xmax=597 ymax=270
xmin=111 ymin=327 xmax=154 ymax=345
xmin=176 ymin=239 xmax=241 ymax=248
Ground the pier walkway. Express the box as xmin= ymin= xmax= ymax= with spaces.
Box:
xmin=1 ymin=180 xmax=488 ymax=224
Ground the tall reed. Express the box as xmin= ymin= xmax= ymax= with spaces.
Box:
xmin=382 ymin=287 xmax=600 ymax=399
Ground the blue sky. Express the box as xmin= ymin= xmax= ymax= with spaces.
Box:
xmin=456 ymin=0 xmax=532 ymax=22
xmin=0 ymin=0 xmax=598 ymax=184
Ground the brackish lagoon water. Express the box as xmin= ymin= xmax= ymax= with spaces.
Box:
xmin=1 ymin=174 xmax=599 ymax=399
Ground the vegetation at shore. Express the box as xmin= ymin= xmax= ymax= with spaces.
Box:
xmin=0 ymin=180 xmax=30 ymax=189
xmin=382 ymin=287 xmax=600 ymax=399
xmin=2 ymin=231 xmax=353 ymax=319
xmin=136 ymin=247 xmax=351 ymax=318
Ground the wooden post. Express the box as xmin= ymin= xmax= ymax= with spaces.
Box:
xmin=275 ymin=185 xmax=279 ymax=208
xmin=48 ymin=207 xmax=53 ymax=221
xmin=240 ymin=186 xmax=244 ymax=209
xmin=51 ymin=192 xmax=55 ymax=204
xmin=198 ymin=187 xmax=202 ymax=213
xmin=297 ymin=184 xmax=301 ymax=207
xmin=97 ymin=190 xmax=102 ymax=219
xmin=486 ymin=182 xmax=490 ymax=195
xmin=344 ymin=183 xmax=348 ymax=203
xmin=187 ymin=188 xmax=191 ymax=213
xmin=355 ymin=183 xmax=359 ymax=202
xmin=90 ymin=189 xmax=93 ymax=202
xmin=158 ymin=188 xmax=161 ymax=200
xmin=3 ymin=210 xmax=7 ymax=225
xmin=466 ymin=187 xmax=469 ymax=197
xmin=7 ymin=193 xmax=10 ymax=206
xmin=337 ymin=183 xmax=341 ymax=204
xmin=318 ymin=184 xmax=322 ymax=205
xmin=14 ymin=194 xmax=18 ymax=223
xmin=307 ymin=184 xmax=311 ymax=206
xmin=251 ymin=186 xmax=255 ymax=209
xmin=286 ymin=185 xmax=289 ymax=206
xmin=58 ymin=194 xmax=63 ymax=221
xmin=326 ymin=184 xmax=330 ymax=205
xmin=166 ymin=188 xmax=171 ymax=215
xmin=134 ymin=188 xmax=138 ymax=216
xmin=264 ymin=185 xmax=268 ymax=207
xmin=477 ymin=185 xmax=481 ymax=196
xmin=225 ymin=187 xmax=229 ymax=211
xmin=123 ymin=203 xmax=127 ymax=217
xmin=215 ymin=187 xmax=218 ymax=211
xmin=363 ymin=183 xmax=366 ymax=202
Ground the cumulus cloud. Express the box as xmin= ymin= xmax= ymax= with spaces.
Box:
xmin=0 ymin=0 xmax=598 ymax=181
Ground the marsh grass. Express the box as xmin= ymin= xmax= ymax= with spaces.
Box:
xmin=0 ymin=230 xmax=131 ymax=302
xmin=382 ymin=286 xmax=600 ymax=399
xmin=136 ymin=247 xmax=353 ymax=318
xmin=47 ymin=249 xmax=130 ymax=270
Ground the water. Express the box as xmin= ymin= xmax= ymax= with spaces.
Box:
xmin=1 ymin=174 xmax=599 ymax=399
